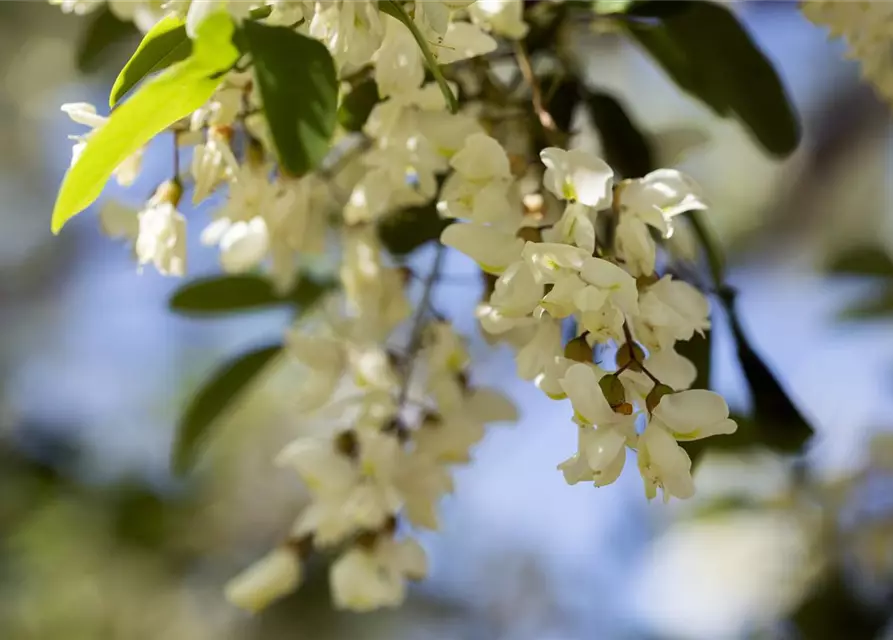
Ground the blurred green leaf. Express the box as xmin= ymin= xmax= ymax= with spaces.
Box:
xmin=338 ymin=77 xmax=380 ymax=132
xmin=53 ymin=13 xmax=238 ymax=233
xmin=792 ymin=568 xmax=888 ymax=640
xmin=543 ymin=75 xmax=581 ymax=134
xmin=827 ymin=244 xmax=893 ymax=277
xmin=378 ymin=203 xmax=452 ymax=256
xmin=724 ymin=291 xmax=814 ymax=452
xmin=626 ymin=1 xmax=800 ymax=157
xmin=77 ymin=7 xmax=140 ymax=74
xmin=838 ymin=285 xmax=893 ymax=321
xmin=242 ymin=21 xmax=338 ymax=175
xmin=583 ymin=90 xmax=654 ymax=178
xmin=170 ymin=274 xmax=333 ymax=316
xmin=173 ymin=344 xmax=282 ymax=474
xmin=109 ymin=16 xmax=190 ymax=108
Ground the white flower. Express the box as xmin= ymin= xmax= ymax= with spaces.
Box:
xmin=186 ymin=0 xmax=254 ymax=38
xmin=440 ymin=223 xmax=525 ymax=274
xmin=534 ymin=355 xmax=574 ymax=400
xmin=522 ymin=242 xmax=590 ymax=284
xmin=581 ymin=303 xmax=625 ymax=344
xmin=135 ymin=196 xmax=187 ymax=277
xmin=434 ymin=21 xmax=498 ymax=64
xmin=469 ymin=0 xmax=529 ymax=40
xmin=618 ymin=169 xmax=707 ymax=232
xmin=490 ymin=261 xmax=543 ymax=317
xmin=210 ymin=216 xmax=271 ymax=274
xmin=414 ymin=387 xmax=516 ymax=463
xmin=437 ymin=133 xmax=515 ymax=225
xmin=191 ymin=131 xmax=239 ymax=204
xmin=311 ymin=0 xmax=385 ymax=70
xmin=540 ymin=147 xmax=614 ymax=207
xmin=621 ymin=347 xmax=697 ymax=400
xmin=560 ymin=363 xmax=636 ymax=427
xmin=615 ymin=215 xmax=657 ymax=276
xmin=651 ymin=390 xmax=737 ymax=441
xmin=637 ymin=421 xmax=695 ymax=502
xmin=62 ymin=102 xmax=143 ymax=187
xmin=516 ymin=317 xmax=562 ymax=380
xmin=633 ymin=275 xmax=710 ymax=352
xmin=577 ymin=256 xmax=639 ymax=316
xmin=50 ymin=0 xmax=103 ymax=15
xmin=330 ymin=537 xmax=427 ymax=611
xmin=225 ymin=547 xmax=302 ymax=613
xmin=540 ymin=273 xmax=586 ymax=319
xmin=395 ymin=451 xmax=454 ymax=528
xmin=375 ymin=14 xmax=425 ymax=98
xmin=416 ymin=111 xmax=484 ymax=161
xmin=543 ymin=202 xmax=597 ymax=254
xmin=277 ymin=431 xmax=404 ymax=545
xmin=558 ymin=424 xmax=628 ymax=487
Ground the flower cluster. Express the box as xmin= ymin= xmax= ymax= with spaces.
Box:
xmin=52 ymin=0 xmax=740 ymax=617
xmin=443 ymin=143 xmax=736 ymax=500
xmin=802 ymin=1 xmax=893 ymax=105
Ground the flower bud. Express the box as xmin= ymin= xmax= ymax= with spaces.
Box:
xmin=225 ymin=547 xmax=302 ymax=614
xmin=616 ymin=342 xmax=645 ymax=372
xmin=598 ymin=374 xmax=626 ymax=409
xmin=564 ymin=336 xmax=593 ymax=363
xmin=152 ymin=179 xmax=183 ymax=207
xmin=646 ymin=383 xmax=675 ymax=413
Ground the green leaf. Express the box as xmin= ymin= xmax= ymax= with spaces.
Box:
xmin=170 ymin=274 xmax=287 ymax=315
xmin=173 ymin=344 xmax=282 ymax=474
xmin=52 ymin=13 xmax=238 ymax=234
xmin=827 ymin=244 xmax=893 ymax=277
xmin=792 ymin=568 xmax=889 ymax=640
xmin=109 ymin=16 xmax=191 ymax=108
xmin=583 ymin=90 xmax=654 ymax=178
xmin=838 ymin=285 xmax=893 ymax=321
xmin=626 ymin=1 xmax=800 ymax=157
xmin=338 ymin=77 xmax=380 ymax=132
xmin=241 ymin=21 xmax=338 ymax=176
xmin=77 ymin=7 xmax=140 ymax=74
xmin=379 ymin=0 xmax=459 ymax=114
xmin=170 ymin=273 xmax=333 ymax=317
xmin=378 ymin=203 xmax=452 ymax=256
xmin=724 ymin=291 xmax=814 ymax=452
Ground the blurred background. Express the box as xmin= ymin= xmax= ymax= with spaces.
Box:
xmin=1 ymin=2 xmax=892 ymax=638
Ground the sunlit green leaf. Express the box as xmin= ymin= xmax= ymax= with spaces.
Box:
xmin=52 ymin=13 xmax=238 ymax=234
xmin=241 ymin=21 xmax=338 ymax=176
xmin=583 ymin=90 xmax=654 ymax=178
xmin=173 ymin=344 xmax=282 ymax=474
xmin=77 ymin=7 xmax=140 ymax=74
xmin=626 ymin=1 xmax=800 ymax=157
xmin=170 ymin=274 xmax=333 ymax=316
xmin=109 ymin=16 xmax=191 ymax=108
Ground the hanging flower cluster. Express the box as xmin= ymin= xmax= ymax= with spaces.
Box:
xmin=802 ymin=1 xmax=893 ymax=105
xmin=49 ymin=0 xmax=830 ymax=618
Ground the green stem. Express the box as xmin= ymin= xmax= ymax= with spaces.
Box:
xmin=380 ymin=0 xmax=459 ymax=114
